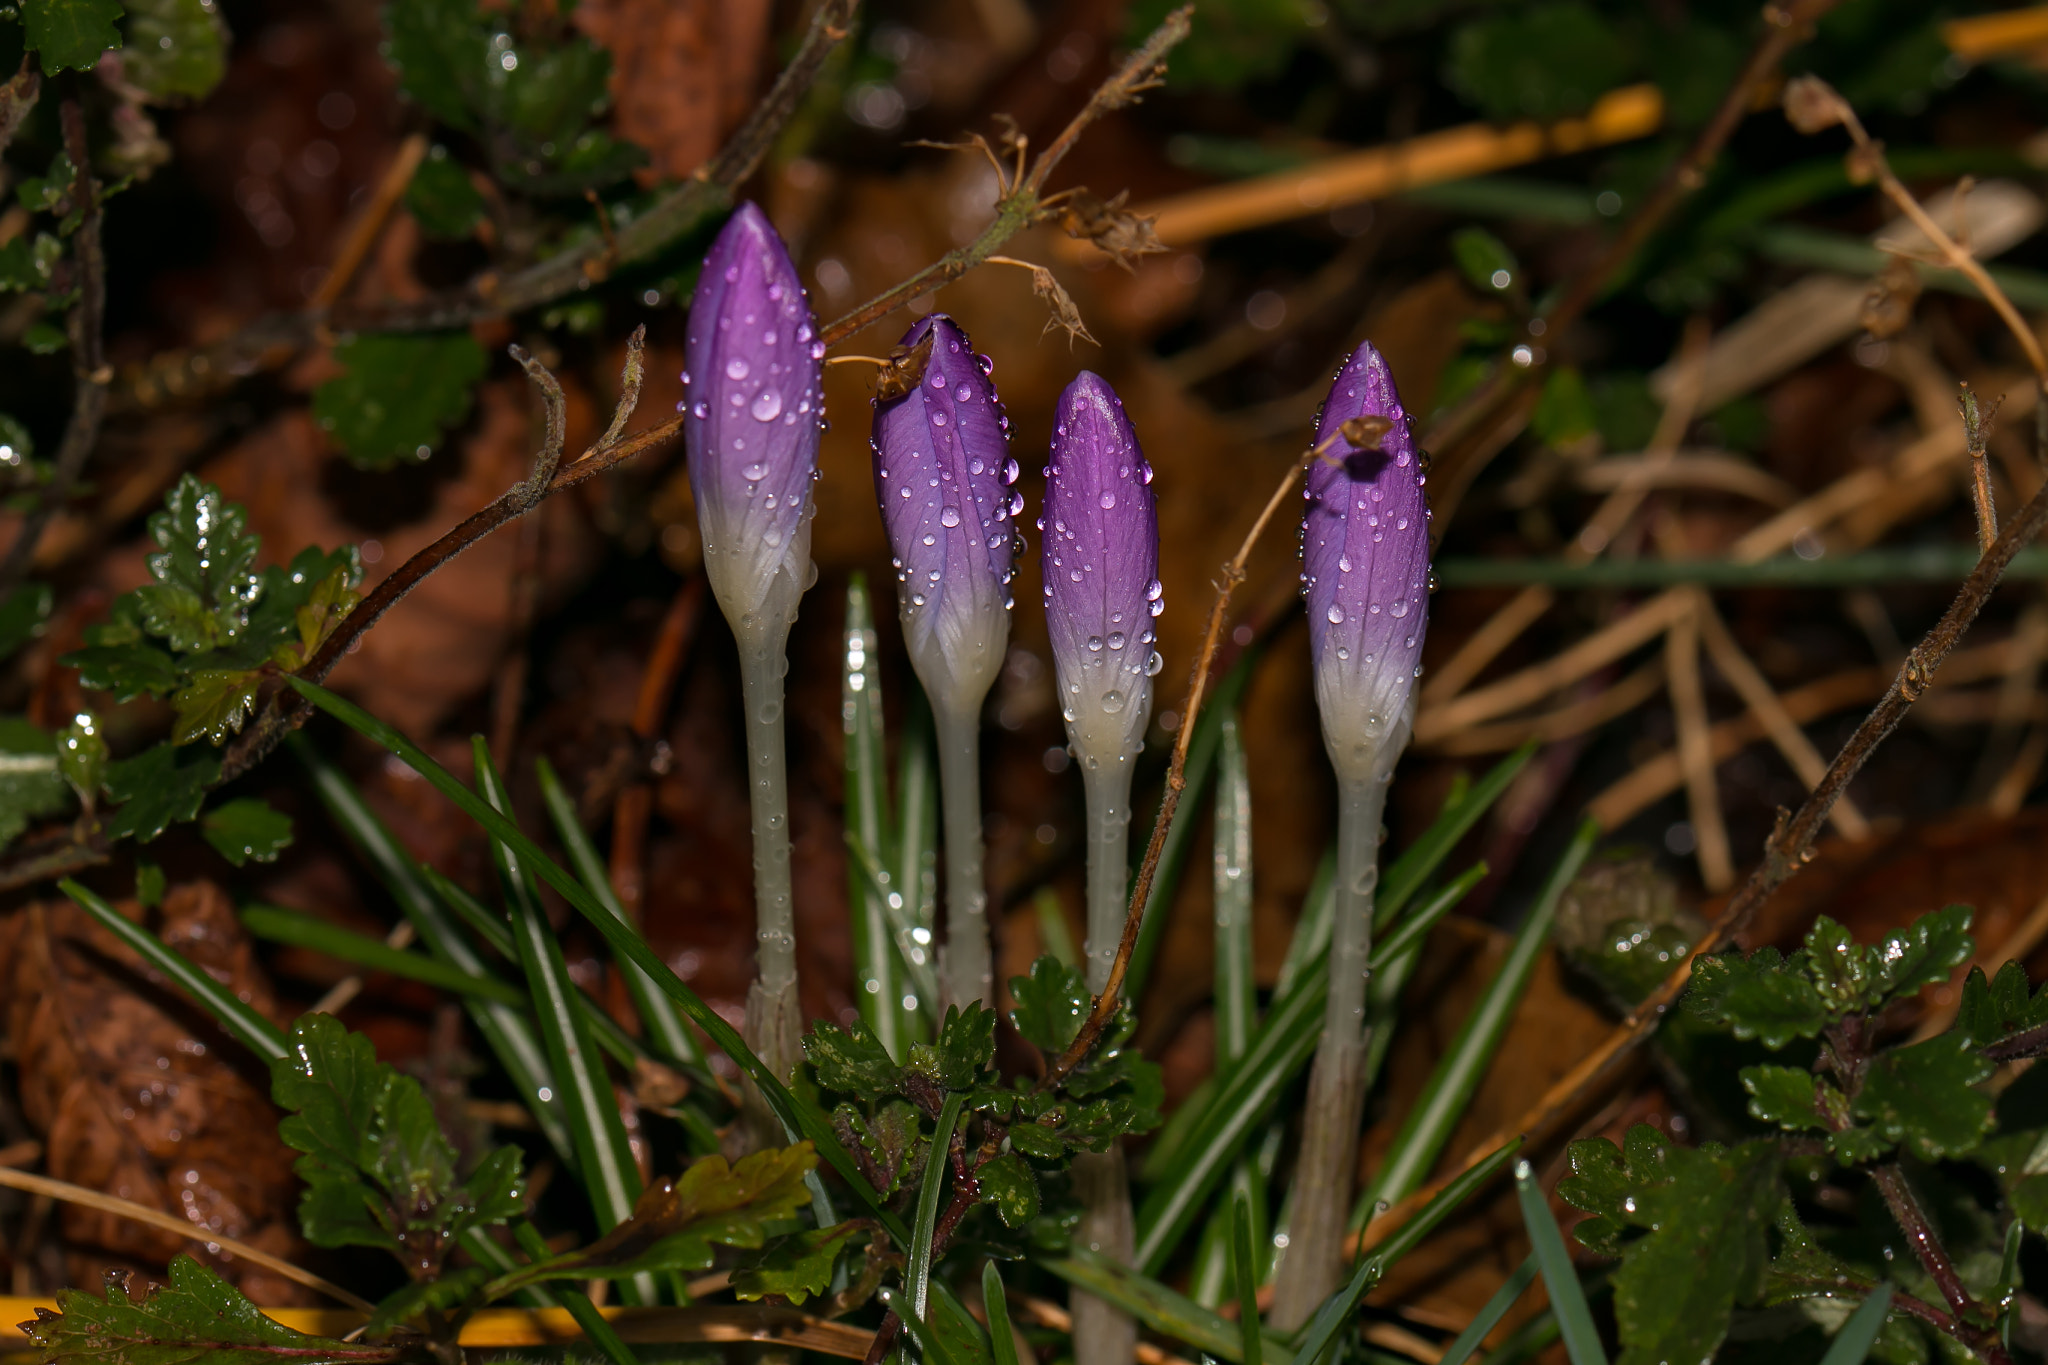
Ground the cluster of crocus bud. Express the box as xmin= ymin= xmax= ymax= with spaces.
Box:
xmin=1300 ymin=341 xmax=1430 ymax=780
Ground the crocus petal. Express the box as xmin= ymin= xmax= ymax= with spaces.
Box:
xmin=1301 ymin=341 xmax=1429 ymax=781
xmin=872 ymin=315 xmax=1021 ymax=711
xmin=1041 ymin=371 xmax=1162 ymax=766
xmin=683 ymin=203 xmax=825 ymax=628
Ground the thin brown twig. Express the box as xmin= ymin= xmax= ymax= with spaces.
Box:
xmin=1962 ymin=386 xmax=2003 ymax=552
xmin=1043 ymin=442 xmax=1305 ymax=1090
xmin=1665 ymin=601 xmax=1734 ymax=892
xmin=0 ymin=102 xmax=108 ymax=596
xmin=0 ymin=55 xmax=39 ymax=156
xmin=610 ymin=577 xmax=708 ymax=926
xmin=817 ymin=6 xmax=1192 ymax=347
xmin=0 ymin=1166 xmax=375 ymax=1313
xmin=309 ymin=134 xmax=426 ymax=311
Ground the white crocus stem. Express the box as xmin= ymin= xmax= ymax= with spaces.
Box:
xmin=934 ymin=702 xmax=994 ymax=1011
xmin=734 ymin=612 xmax=802 ymax=1093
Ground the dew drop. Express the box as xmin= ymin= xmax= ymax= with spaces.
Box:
xmin=1087 ymin=635 xmax=1104 ymax=652
xmin=725 ymin=357 xmax=750 ymax=380
xmin=954 ymin=383 xmax=974 ymax=402
xmin=940 ymin=506 xmax=962 ymax=528
xmin=1101 ymin=689 xmax=1127 ymax=714
xmin=1107 ymin=631 xmax=1125 ymax=650
xmin=750 ymin=390 xmax=783 ymax=422
xmin=922 ymin=533 xmax=936 ymax=547
xmin=1327 ymin=604 xmax=1345 ymax=624
xmin=742 ymin=460 xmax=769 ymax=480
xmin=1098 ymin=491 xmax=1116 ymax=511
xmin=1145 ymin=651 xmax=1165 ymax=676
xmin=1390 ymin=599 xmax=1409 ymax=618
xmin=691 ymin=401 xmax=710 ymax=419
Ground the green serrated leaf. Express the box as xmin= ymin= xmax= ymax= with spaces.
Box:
xmin=732 ymin=1220 xmax=866 ymax=1305
xmin=312 ymin=332 xmax=487 ymax=470
xmin=1827 ymin=1125 xmax=1892 ymax=1166
xmin=0 ymin=715 xmax=70 ymax=849
xmin=535 ymin=1144 xmax=819 ymax=1282
xmin=0 ymin=582 xmax=52 ymax=661
xmin=1007 ymin=1120 xmax=1067 ymax=1163
xmin=1870 ymin=906 xmax=1974 ymax=1006
xmin=907 ymin=1004 xmax=996 ymax=1090
xmin=199 ymin=797 xmax=293 ymax=866
xmin=120 ymin=0 xmax=226 ymax=100
xmin=1683 ymin=947 xmax=1832 ymax=1047
xmin=977 ymin=1152 xmax=1040 ymax=1228
xmin=1741 ymin=1065 xmax=1828 ymax=1133
xmin=63 ymin=639 xmax=182 ymax=699
xmin=172 ymin=669 xmax=261 ymax=745
xmin=383 ymin=0 xmax=484 ymax=131
xmin=101 ymin=741 xmax=221 ymax=843
xmin=55 ymin=710 xmax=105 ymax=805
xmin=21 ymin=1255 xmax=383 ymax=1365
xmin=406 ymin=147 xmax=485 ymax=239
xmin=137 ymin=476 xmax=262 ymax=651
xmin=270 ymin=1014 xmax=467 ymax=1256
xmin=22 ymin=0 xmax=123 ymax=72
xmin=1009 ymin=954 xmax=1090 ymax=1053
xmin=846 ymin=1100 xmax=922 ymax=1198
xmin=1851 ymin=1031 xmax=1994 ymax=1161
xmin=806 ymin=1019 xmax=902 ymax=1094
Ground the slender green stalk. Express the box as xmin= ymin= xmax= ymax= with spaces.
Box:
xmin=512 ymin=1221 xmax=641 ymax=1365
xmin=984 ymin=1262 xmax=1023 ymax=1365
xmin=239 ymin=904 xmax=528 ymax=1007
xmin=843 ymin=576 xmax=911 ymax=1055
xmin=1232 ymin=1193 xmax=1263 ymax=1365
xmin=1272 ymin=775 xmax=1387 ymax=1329
xmin=536 ymin=757 xmax=703 ymax=1066
xmin=908 ymin=1092 xmax=965 ymax=1325
xmin=895 ymin=684 xmax=941 ymax=1026
xmin=1074 ymin=757 xmax=1140 ymax=1365
xmin=1820 ymin=1284 xmax=1896 ymax=1365
xmin=934 ymin=701 xmax=992 ymax=1009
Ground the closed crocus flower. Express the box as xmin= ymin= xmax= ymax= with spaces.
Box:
xmin=680 ymin=202 xmax=824 ymax=1096
xmin=1274 ymin=339 xmax=1431 ymax=1331
xmin=1040 ymin=371 xmax=1162 ymax=789
xmin=684 ymin=202 xmax=825 ymax=634
xmin=1040 ymin=369 xmax=1158 ymax=1365
xmin=1300 ymin=340 xmax=1429 ymax=782
xmin=871 ymin=314 xmax=1021 ymax=1009
xmin=872 ymin=315 xmax=1021 ymax=711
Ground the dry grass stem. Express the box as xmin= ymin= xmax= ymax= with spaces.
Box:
xmin=310 ymin=134 xmax=427 ymax=312
xmin=1989 ymin=722 xmax=2048 ymax=816
xmin=1009 ymin=1294 xmax=1199 ymax=1365
xmin=1692 ymin=591 xmax=1872 ymax=839
xmin=0 ymin=1167 xmax=376 ymax=1313
xmin=1422 ymin=659 xmax=1666 ymax=756
xmin=1666 ymin=604 xmax=1735 ymax=891
xmin=310 ymin=920 xmax=417 ymax=1016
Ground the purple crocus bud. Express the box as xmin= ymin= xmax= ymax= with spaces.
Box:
xmin=871 ymin=315 xmax=1022 ymax=711
xmin=682 ymin=203 xmax=825 ymax=633
xmin=1301 ymin=341 xmax=1429 ymax=782
xmin=1040 ymin=371 xmax=1163 ymax=769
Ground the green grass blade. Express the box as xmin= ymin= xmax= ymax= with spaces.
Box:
xmin=879 ymin=1285 xmax=967 ymax=1365
xmin=1292 ymin=1141 xmax=1522 ymax=1365
xmin=60 ymin=879 xmax=287 ymax=1061
xmin=1041 ymin=1249 xmax=1296 ymax=1364
xmin=473 ymin=741 xmax=643 ymax=1249
xmin=291 ymin=735 xmax=576 ymax=1161
xmin=512 ymin=1220 xmax=639 ymax=1365
xmin=907 ymin=1090 xmax=965 ymax=1324
xmin=1440 ymin=1253 xmax=1537 ymax=1365
xmin=1353 ymin=820 xmax=1598 ymax=1228
xmin=288 ymin=677 xmax=909 ymax=1246
xmin=1214 ymin=711 xmax=1256 ymax=1063
xmin=1819 ymin=1284 xmax=1894 ymax=1365
xmin=894 ymin=680 xmax=940 ymax=1028
xmin=1127 ymin=644 xmax=1264 ymax=998
xmin=1370 ymin=863 xmax=1487 ymax=969
xmin=1376 ymin=742 xmax=1535 ymax=930
xmin=1233 ymin=1193 xmax=1263 ymax=1365
xmin=1034 ymin=886 xmax=1080 ymax=966
xmin=1515 ymin=1157 xmax=1608 ymax=1365
xmin=1276 ymin=850 xmax=1337 ymax=995
xmin=844 ymin=826 xmax=940 ymax=1009
xmin=843 ymin=574 xmax=915 ymax=1056
xmin=239 ymin=903 xmax=528 ymax=1007
xmin=1134 ymin=864 xmax=1485 ymax=1271
xmin=535 ymin=757 xmax=702 ymax=1067
xmin=984 ymin=1261 xmax=1022 ymax=1365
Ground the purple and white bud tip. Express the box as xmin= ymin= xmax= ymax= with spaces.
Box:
xmin=871 ymin=315 xmax=1023 ymax=715
xmin=1302 ymin=341 xmax=1429 ymax=782
xmin=1041 ymin=371 xmax=1162 ymax=769
xmin=683 ymin=202 xmax=825 ymax=633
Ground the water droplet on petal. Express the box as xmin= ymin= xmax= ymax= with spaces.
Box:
xmin=725 ymin=357 xmax=749 ymax=380
xmin=750 ymin=390 xmax=783 ymax=422
xmin=1102 ymin=689 xmax=1126 ymax=714
xmin=1107 ymin=631 xmax=1125 ymax=649
xmin=940 ymin=506 xmax=962 ymax=528
xmin=1327 ymin=604 xmax=1345 ymax=624
xmin=1087 ymin=635 xmax=1104 ymax=652
xmin=1145 ymin=651 xmax=1165 ymax=677
xmin=742 ymin=460 xmax=769 ymax=480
